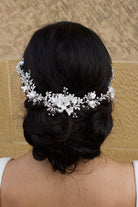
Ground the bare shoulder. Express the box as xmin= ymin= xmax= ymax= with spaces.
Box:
xmin=121 ymin=161 xmax=136 ymax=207
xmin=102 ymin=158 xmax=136 ymax=207
xmin=0 ymin=152 xmax=136 ymax=207
xmin=0 ymin=152 xmax=35 ymax=206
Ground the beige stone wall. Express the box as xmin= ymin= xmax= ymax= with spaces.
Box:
xmin=0 ymin=0 xmax=138 ymax=161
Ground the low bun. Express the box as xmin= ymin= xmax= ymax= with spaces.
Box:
xmin=23 ymin=100 xmax=113 ymax=174
xmin=22 ymin=21 xmax=114 ymax=174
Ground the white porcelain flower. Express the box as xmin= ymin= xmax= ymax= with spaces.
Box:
xmin=71 ymin=96 xmax=78 ymax=105
xmin=88 ymin=100 xmax=96 ymax=108
xmin=65 ymin=107 xmax=74 ymax=116
xmin=61 ymin=95 xmax=71 ymax=106
xmin=89 ymin=91 xmax=96 ymax=99
xmin=57 ymin=108 xmax=65 ymax=113
xmin=27 ymin=91 xmax=37 ymax=99
xmin=108 ymin=86 xmax=115 ymax=100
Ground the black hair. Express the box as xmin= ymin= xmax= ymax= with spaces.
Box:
xmin=22 ymin=21 xmax=113 ymax=174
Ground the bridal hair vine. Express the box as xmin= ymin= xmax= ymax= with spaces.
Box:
xmin=16 ymin=58 xmax=116 ymax=118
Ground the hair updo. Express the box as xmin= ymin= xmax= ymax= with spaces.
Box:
xmin=23 ymin=21 xmax=113 ymax=174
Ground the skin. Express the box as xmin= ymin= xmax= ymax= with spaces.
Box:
xmin=0 ymin=150 xmax=136 ymax=207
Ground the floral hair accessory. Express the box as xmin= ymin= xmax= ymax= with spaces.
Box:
xmin=16 ymin=58 xmax=116 ymax=118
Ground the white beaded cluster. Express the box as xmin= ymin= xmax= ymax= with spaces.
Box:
xmin=16 ymin=58 xmax=116 ymax=118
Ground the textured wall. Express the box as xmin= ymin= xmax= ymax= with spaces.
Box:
xmin=0 ymin=0 xmax=138 ymax=161
xmin=0 ymin=0 xmax=137 ymax=61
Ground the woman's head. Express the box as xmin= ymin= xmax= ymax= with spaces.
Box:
xmin=22 ymin=21 xmax=113 ymax=174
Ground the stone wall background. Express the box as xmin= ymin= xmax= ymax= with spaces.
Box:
xmin=0 ymin=0 xmax=138 ymax=160
xmin=0 ymin=0 xmax=137 ymax=61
